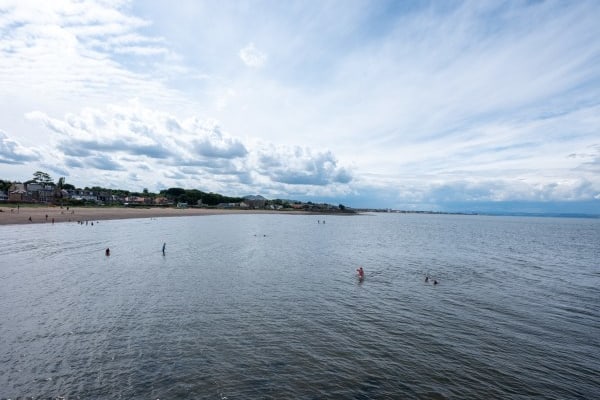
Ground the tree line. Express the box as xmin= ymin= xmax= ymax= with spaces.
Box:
xmin=159 ymin=187 xmax=243 ymax=206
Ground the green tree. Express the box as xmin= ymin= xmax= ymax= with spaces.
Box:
xmin=0 ymin=179 xmax=12 ymax=192
xmin=33 ymin=171 xmax=53 ymax=184
xmin=162 ymin=187 xmax=186 ymax=198
xmin=54 ymin=177 xmax=66 ymax=206
xmin=184 ymin=189 xmax=204 ymax=206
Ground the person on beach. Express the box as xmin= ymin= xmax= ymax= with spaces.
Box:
xmin=357 ymin=266 xmax=364 ymax=279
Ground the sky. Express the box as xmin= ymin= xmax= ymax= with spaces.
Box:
xmin=1 ymin=0 xmax=599 ymax=214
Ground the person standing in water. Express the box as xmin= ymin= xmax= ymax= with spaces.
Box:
xmin=357 ymin=266 xmax=364 ymax=279
xmin=105 ymin=248 xmax=110 ymax=256
xmin=162 ymin=242 xmax=166 ymax=255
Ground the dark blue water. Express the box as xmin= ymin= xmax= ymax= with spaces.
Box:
xmin=1 ymin=213 xmax=599 ymax=399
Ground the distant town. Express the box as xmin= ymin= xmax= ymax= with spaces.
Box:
xmin=0 ymin=171 xmax=355 ymax=213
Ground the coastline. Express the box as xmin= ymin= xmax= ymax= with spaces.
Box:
xmin=0 ymin=206 xmax=338 ymax=226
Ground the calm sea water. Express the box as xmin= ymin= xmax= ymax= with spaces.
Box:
xmin=1 ymin=213 xmax=598 ymax=399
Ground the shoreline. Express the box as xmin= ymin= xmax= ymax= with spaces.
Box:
xmin=0 ymin=206 xmax=348 ymax=226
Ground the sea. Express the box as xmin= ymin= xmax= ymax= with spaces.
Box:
xmin=0 ymin=213 xmax=598 ymax=399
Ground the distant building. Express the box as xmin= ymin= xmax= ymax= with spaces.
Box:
xmin=9 ymin=183 xmax=26 ymax=192
xmin=216 ymin=202 xmax=239 ymax=208
xmin=26 ymin=182 xmax=44 ymax=192
xmin=97 ymin=191 xmax=114 ymax=204
xmin=243 ymin=195 xmax=267 ymax=209
xmin=124 ymin=196 xmax=146 ymax=205
xmin=8 ymin=183 xmax=32 ymax=202
xmin=72 ymin=191 xmax=99 ymax=202
xmin=154 ymin=196 xmax=171 ymax=205
xmin=9 ymin=189 xmax=28 ymax=202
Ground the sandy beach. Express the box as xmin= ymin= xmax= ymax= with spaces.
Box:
xmin=0 ymin=205 xmax=309 ymax=226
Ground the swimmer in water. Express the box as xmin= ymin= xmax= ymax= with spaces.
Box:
xmin=425 ymin=275 xmax=429 ymax=283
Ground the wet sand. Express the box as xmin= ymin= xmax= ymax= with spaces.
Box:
xmin=0 ymin=206 xmax=309 ymax=226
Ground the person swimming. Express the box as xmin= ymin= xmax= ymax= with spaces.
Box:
xmin=425 ymin=275 xmax=429 ymax=282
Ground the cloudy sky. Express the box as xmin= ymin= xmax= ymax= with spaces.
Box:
xmin=1 ymin=0 xmax=599 ymax=213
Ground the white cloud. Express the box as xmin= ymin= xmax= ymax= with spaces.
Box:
xmin=0 ymin=130 xmax=40 ymax=164
xmin=0 ymin=0 xmax=187 ymax=123
xmin=255 ymin=144 xmax=352 ymax=186
xmin=23 ymin=102 xmax=352 ymax=196
xmin=239 ymin=42 xmax=267 ymax=68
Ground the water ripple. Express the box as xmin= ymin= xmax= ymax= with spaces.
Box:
xmin=0 ymin=214 xmax=599 ymax=398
